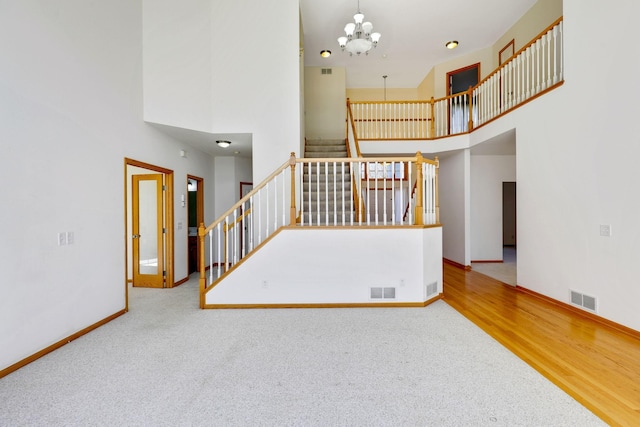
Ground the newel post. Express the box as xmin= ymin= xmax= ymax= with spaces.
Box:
xmin=289 ymin=152 xmax=297 ymax=226
xmin=467 ymin=86 xmax=474 ymax=132
xmin=198 ymin=223 xmax=206 ymax=309
xmin=415 ymin=151 xmax=424 ymax=226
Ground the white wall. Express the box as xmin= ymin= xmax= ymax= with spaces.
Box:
xmin=510 ymin=0 xmax=640 ymax=331
xmin=470 ymin=155 xmax=516 ymax=261
xmin=213 ymin=156 xmax=252 ymax=217
xmin=209 ymin=0 xmax=300 ymax=182
xmin=0 ymin=0 xmax=214 ymax=371
xmin=206 ymin=227 xmax=442 ymax=305
xmin=143 ymin=0 xmax=301 ymax=183
xmin=438 ymin=151 xmax=471 ymax=266
xmin=304 ymin=67 xmax=346 ymax=140
xmin=143 ymin=0 xmax=213 ymax=132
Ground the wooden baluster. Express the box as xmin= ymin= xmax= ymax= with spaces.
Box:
xmin=414 ymin=152 xmax=424 ymax=226
xmin=546 ymin=29 xmax=552 ymax=88
xmin=536 ymin=39 xmax=541 ymax=94
xmin=429 ymin=97 xmax=435 ymax=138
xmin=559 ymin=21 xmax=564 ymax=82
xmin=333 ymin=161 xmax=337 ymax=225
xmin=289 ymin=153 xmax=296 ymax=226
xmin=468 ymin=86 xmax=474 ymax=132
xmin=552 ymin=25 xmax=558 ymax=85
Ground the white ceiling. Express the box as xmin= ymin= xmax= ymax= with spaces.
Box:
xmin=300 ymin=0 xmax=538 ymax=88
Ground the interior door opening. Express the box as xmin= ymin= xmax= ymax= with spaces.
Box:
xmin=124 ymin=158 xmax=174 ymax=310
xmin=187 ymin=175 xmax=204 ymax=275
xmin=446 ymin=63 xmax=480 ymax=134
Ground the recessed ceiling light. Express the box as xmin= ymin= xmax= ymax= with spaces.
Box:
xmin=320 ymin=50 xmax=332 ymax=58
xmin=446 ymin=40 xmax=459 ymax=49
xmin=216 ymin=140 xmax=231 ymax=148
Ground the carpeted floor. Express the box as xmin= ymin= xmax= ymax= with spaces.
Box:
xmin=0 ymin=274 xmax=603 ymax=426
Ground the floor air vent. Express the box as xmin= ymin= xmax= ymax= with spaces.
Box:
xmin=370 ymin=287 xmax=396 ymax=299
xmin=570 ymin=290 xmax=597 ymax=312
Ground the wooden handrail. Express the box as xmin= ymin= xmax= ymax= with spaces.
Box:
xmin=347 ymin=17 xmax=563 ymax=141
xmin=200 ymin=156 xmax=293 ymax=236
xmin=476 ymin=16 xmax=563 ymax=90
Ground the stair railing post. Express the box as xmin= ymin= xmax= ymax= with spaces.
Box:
xmin=415 ymin=151 xmax=424 ymax=226
xmin=198 ymin=223 xmax=206 ymax=309
xmin=289 ymin=152 xmax=297 ymax=226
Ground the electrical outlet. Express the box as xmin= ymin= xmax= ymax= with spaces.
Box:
xmin=66 ymin=231 xmax=74 ymax=245
xmin=600 ymin=224 xmax=612 ymax=237
xmin=58 ymin=232 xmax=67 ymax=246
xmin=261 ymin=280 xmax=268 ymax=289
xmin=399 ymin=279 xmax=405 ymax=287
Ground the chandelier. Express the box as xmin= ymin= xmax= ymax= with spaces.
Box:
xmin=337 ymin=1 xmax=381 ymax=56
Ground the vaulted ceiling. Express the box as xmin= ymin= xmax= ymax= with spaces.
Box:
xmin=300 ymin=0 xmax=538 ymax=88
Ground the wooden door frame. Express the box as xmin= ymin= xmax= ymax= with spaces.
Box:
xmin=187 ymin=175 xmax=204 ymax=274
xmin=124 ymin=158 xmax=174 ymax=311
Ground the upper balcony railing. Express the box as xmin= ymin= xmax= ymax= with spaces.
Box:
xmin=349 ymin=17 xmax=564 ymax=141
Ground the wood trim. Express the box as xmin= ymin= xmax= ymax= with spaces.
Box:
xmin=471 ymin=260 xmax=503 ymax=263
xmin=516 ymin=285 xmax=640 ymax=341
xmin=472 ymin=81 xmax=564 ymax=132
xmin=443 ymin=258 xmax=471 ymax=271
xmin=204 ymin=294 xmax=442 ymax=309
xmin=0 ymin=309 xmax=126 ymax=379
xmin=173 ymin=276 xmax=189 ymax=287
xmin=499 ymin=39 xmax=515 ymax=65
xmin=187 ymin=174 xmax=204 ymax=275
xmin=292 ymin=224 xmax=442 ymax=230
xmin=127 ymin=279 xmax=133 ymax=284
xmin=446 ymin=62 xmax=481 ymax=96
xmin=125 ymin=158 xmax=173 ymax=175
xmin=124 ymin=158 xmax=174 ymax=293
xmin=165 ymin=173 xmax=174 ymax=288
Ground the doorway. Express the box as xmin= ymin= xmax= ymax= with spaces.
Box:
xmin=187 ymin=175 xmax=204 ymax=275
xmin=502 ymin=182 xmax=516 ymax=246
xmin=124 ymin=158 xmax=175 ymax=309
xmin=447 ymin=63 xmax=480 ymax=134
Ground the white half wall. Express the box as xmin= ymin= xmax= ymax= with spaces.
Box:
xmin=205 ymin=227 xmax=442 ymax=305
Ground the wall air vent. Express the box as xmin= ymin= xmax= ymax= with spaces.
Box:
xmin=321 ymin=68 xmax=332 ymax=75
xmin=370 ymin=287 xmax=396 ymax=300
xmin=426 ymin=282 xmax=438 ymax=297
xmin=570 ymin=290 xmax=597 ymax=312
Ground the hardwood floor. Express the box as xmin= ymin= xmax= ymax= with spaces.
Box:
xmin=443 ymin=263 xmax=640 ymax=427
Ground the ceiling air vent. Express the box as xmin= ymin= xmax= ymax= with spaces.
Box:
xmin=321 ymin=68 xmax=332 ymax=75
xmin=570 ymin=290 xmax=597 ymax=312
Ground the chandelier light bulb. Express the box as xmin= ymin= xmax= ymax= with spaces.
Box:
xmin=345 ymin=23 xmax=356 ymax=37
xmin=362 ymin=22 xmax=373 ymax=36
xmin=354 ymin=13 xmax=364 ymax=24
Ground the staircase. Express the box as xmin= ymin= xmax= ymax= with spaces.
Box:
xmin=302 ymin=139 xmax=354 ymax=225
